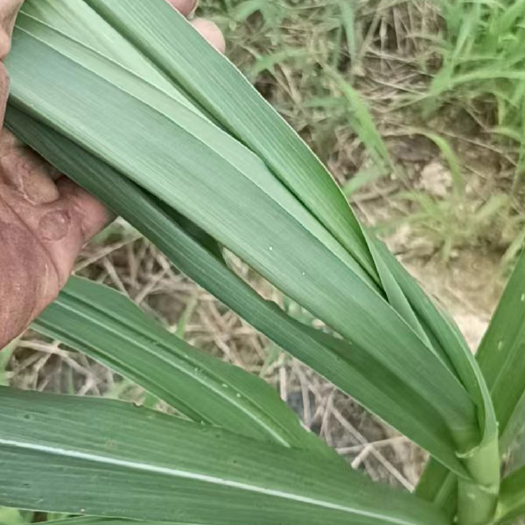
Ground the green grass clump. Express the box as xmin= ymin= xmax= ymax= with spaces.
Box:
xmin=426 ymin=0 xmax=525 ymax=176
xmin=198 ymin=0 xmax=390 ymax=170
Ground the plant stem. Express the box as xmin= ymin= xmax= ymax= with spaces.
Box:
xmin=457 ymin=438 xmax=500 ymax=525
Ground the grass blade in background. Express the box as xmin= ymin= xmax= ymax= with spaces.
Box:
xmin=325 ymin=67 xmax=392 ymax=169
xmin=0 ymin=339 xmax=19 ymax=387
xmin=343 ymin=165 xmax=388 ymax=196
xmin=339 ymin=0 xmax=357 ymax=69
xmin=0 ymin=388 xmax=450 ymax=525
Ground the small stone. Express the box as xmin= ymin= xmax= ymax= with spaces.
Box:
xmin=419 ymin=161 xmax=453 ymax=198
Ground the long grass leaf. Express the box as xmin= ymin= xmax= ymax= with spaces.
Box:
xmin=84 ymin=0 xmax=377 ymax=278
xmin=0 ymin=388 xmax=449 ymax=525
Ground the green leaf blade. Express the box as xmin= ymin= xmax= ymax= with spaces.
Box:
xmin=34 ymin=276 xmax=323 ymax=453
xmin=0 ymin=388 xmax=450 ymax=525
xmin=496 ymin=466 xmax=525 ymax=524
xmin=477 ymin=250 xmax=525 ymax=448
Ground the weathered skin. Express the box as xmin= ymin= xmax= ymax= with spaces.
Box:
xmin=0 ymin=0 xmax=225 ymax=348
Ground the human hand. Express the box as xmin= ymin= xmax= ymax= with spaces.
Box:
xmin=0 ymin=0 xmax=225 ymax=349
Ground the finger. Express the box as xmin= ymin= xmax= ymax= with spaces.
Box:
xmin=165 ymin=0 xmax=197 ymax=17
xmin=5 ymin=178 xmax=111 ymax=294
xmin=192 ymin=18 xmax=226 ymax=53
xmin=0 ymin=0 xmax=24 ymax=125
xmin=56 ymin=177 xmax=113 ymax=244
xmin=0 ymin=129 xmax=61 ymax=203
xmin=0 ymin=63 xmax=9 ymax=127
xmin=0 ymin=0 xmax=24 ymax=59
xmin=0 ymin=197 xmax=57 ymax=345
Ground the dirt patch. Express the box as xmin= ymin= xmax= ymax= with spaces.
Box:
xmin=398 ymin=246 xmax=503 ymax=350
